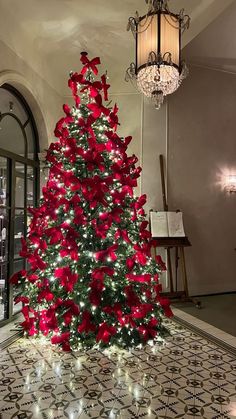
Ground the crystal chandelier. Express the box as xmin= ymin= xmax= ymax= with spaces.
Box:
xmin=125 ymin=0 xmax=190 ymax=109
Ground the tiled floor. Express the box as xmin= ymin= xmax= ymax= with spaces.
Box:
xmin=0 ymin=318 xmax=236 ymax=419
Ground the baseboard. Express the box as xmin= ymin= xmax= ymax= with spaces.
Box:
xmin=174 ymin=315 xmax=236 ymax=357
xmin=0 ymin=330 xmax=23 ymax=350
xmin=190 ymin=290 xmax=236 ymax=298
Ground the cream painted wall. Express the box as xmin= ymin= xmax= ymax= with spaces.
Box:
xmin=168 ymin=66 xmax=236 ymax=295
xmin=142 ymin=66 xmax=236 ymax=296
xmin=0 ymin=40 xmax=63 ymax=150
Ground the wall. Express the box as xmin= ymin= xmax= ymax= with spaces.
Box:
xmin=142 ymin=65 xmax=236 ymax=296
xmin=0 ymin=40 xmax=63 ymax=151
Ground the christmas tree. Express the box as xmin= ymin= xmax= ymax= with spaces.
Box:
xmin=11 ymin=52 xmax=172 ymax=352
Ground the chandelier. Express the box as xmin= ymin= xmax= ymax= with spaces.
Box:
xmin=125 ymin=0 xmax=190 ymax=109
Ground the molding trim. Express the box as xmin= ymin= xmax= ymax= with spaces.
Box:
xmin=0 ymin=70 xmax=49 ymax=150
xmin=190 ymin=62 xmax=236 ymax=76
xmin=174 ymin=315 xmax=236 ymax=357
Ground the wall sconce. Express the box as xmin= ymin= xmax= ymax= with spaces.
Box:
xmin=225 ymin=175 xmax=236 ymax=193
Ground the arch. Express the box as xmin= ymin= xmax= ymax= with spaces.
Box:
xmin=0 ymin=70 xmax=49 ymax=153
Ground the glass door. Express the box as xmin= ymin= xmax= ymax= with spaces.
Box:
xmin=0 ymin=83 xmax=39 ymax=327
xmin=12 ymin=162 xmax=26 ymax=315
xmin=0 ymin=156 xmax=9 ymax=321
xmin=0 ymin=155 xmax=37 ymax=323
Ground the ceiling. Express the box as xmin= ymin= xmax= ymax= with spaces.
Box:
xmin=184 ymin=1 xmax=236 ymax=75
xmin=0 ymin=0 xmax=234 ymax=96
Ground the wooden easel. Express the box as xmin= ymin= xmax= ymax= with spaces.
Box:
xmin=151 ymin=155 xmax=201 ymax=307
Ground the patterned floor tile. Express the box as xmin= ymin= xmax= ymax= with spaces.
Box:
xmin=0 ymin=318 xmax=236 ymax=419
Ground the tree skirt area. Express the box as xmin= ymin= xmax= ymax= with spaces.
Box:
xmin=0 ymin=319 xmax=235 ymax=419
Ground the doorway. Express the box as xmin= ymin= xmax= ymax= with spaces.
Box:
xmin=0 ymin=84 xmax=39 ymax=325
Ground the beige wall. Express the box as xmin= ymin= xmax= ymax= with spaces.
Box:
xmin=142 ymin=65 xmax=236 ymax=296
xmin=0 ymin=40 xmax=63 ymax=150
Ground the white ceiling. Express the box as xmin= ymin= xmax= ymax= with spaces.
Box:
xmin=0 ymin=0 xmax=234 ymax=96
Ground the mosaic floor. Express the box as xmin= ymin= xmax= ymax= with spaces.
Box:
xmin=0 ymin=319 xmax=236 ymax=419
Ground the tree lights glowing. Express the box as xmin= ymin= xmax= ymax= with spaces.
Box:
xmin=11 ymin=52 xmax=172 ymax=352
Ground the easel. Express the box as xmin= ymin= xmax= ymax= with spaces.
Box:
xmin=151 ymin=155 xmax=201 ymax=308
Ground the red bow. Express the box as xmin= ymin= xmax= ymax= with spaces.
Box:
xmin=158 ymin=297 xmax=173 ymax=318
xmin=37 ymin=289 xmax=54 ymax=303
xmin=95 ymin=244 xmax=118 ymax=262
xmin=78 ymin=311 xmax=96 ymax=334
xmin=126 ymin=257 xmax=135 ymax=271
xmin=126 ymin=273 xmax=152 ymax=283
xmin=68 ymin=78 xmax=81 ymax=108
xmin=115 ymin=229 xmax=131 ymax=243
xmin=27 ymin=251 xmax=47 ymax=271
xmin=14 ymin=296 xmax=29 ymax=305
xmin=156 ymin=255 xmax=167 ymax=271
xmin=21 ymin=306 xmax=38 ymax=336
xmin=134 ymin=194 xmax=147 ymax=210
xmin=62 ymin=300 xmax=80 ymax=326
xmin=80 ymin=52 xmax=101 ymax=75
xmin=131 ymin=303 xmax=153 ymax=319
xmin=125 ymin=285 xmax=140 ymax=306
xmin=92 ymin=218 xmax=111 ymax=239
xmin=96 ymin=322 xmax=116 ymax=344
xmin=54 ymin=267 xmax=78 ymax=292
xmin=51 ymin=332 xmax=70 ymax=345
xmin=138 ymin=318 xmax=158 ymax=341
xmin=54 ymin=117 xmax=71 ymax=138
xmin=101 ymin=74 xmax=110 ymax=101
xmin=109 ymin=104 xmax=119 ymax=130
xmin=87 ymin=94 xmax=110 ymax=118
xmin=80 ymin=80 xmax=102 ymax=98
xmin=10 ymin=269 xmax=27 ymax=285
xmin=92 ymin=267 xmax=114 ymax=280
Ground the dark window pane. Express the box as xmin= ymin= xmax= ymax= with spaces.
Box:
xmin=15 ymin=176 xmax=25 ymax=208
xmin=0 ymin=208 xmax=8 ymax=263
xmin=25 ymin=122 xmax=35 ymax=157
xmin=12 ymin=259 xmax=24 ymax=314
xmin=0 ymin=116 xmax=26 ymax=157
xmin=0 ymin=263 xmax=8 ymax=320
xmin=14 ymin=210 xmax=25 ymax=258
xmin=27 ymin=166 xmax=34 ymax=207
xmin=0 ymin=156 xmax=8 ymax=207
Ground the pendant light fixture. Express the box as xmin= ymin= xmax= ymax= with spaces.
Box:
xmin=125 ymin=0 xmax=190 ymax=109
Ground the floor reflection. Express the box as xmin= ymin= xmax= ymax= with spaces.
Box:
xmin=0 ymin=319 xmax=235 ymax=418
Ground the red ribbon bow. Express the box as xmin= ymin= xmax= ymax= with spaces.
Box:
xmin=77 ymin=311 xmax=96 ymax=334
xmin=87 ymin=94 xmax=110 ymax=118
xmin=101 ymin=74 xmax=110 ymax=101
xmin=95 ymin=244 xmax=118 ymax=262
xmin=96 ymin=322 xmax=116 ymax=344
xmin=80 ymin=52 xmax=101 ymax=75
xmin=54 ymin=267 xmax=78 ymax=292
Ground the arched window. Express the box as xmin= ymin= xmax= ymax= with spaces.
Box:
xmin=0 ymin=84 xmax=39 ymax=325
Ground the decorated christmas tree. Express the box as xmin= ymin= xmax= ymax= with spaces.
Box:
xmin=11 ymin=52 xmax=172 ymax=352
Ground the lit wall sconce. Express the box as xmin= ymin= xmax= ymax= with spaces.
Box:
xmin=225 ymin=175 xmax=236 ymax=193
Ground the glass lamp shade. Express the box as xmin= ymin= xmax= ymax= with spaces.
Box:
xmin=137 ymin=13 xmax=180 ymax=69
xmin=136 ymin=12 xmax=183 ymax=108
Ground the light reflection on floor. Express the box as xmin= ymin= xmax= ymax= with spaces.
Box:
xmin=0 ymin=319 xmax=235 ymax=418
